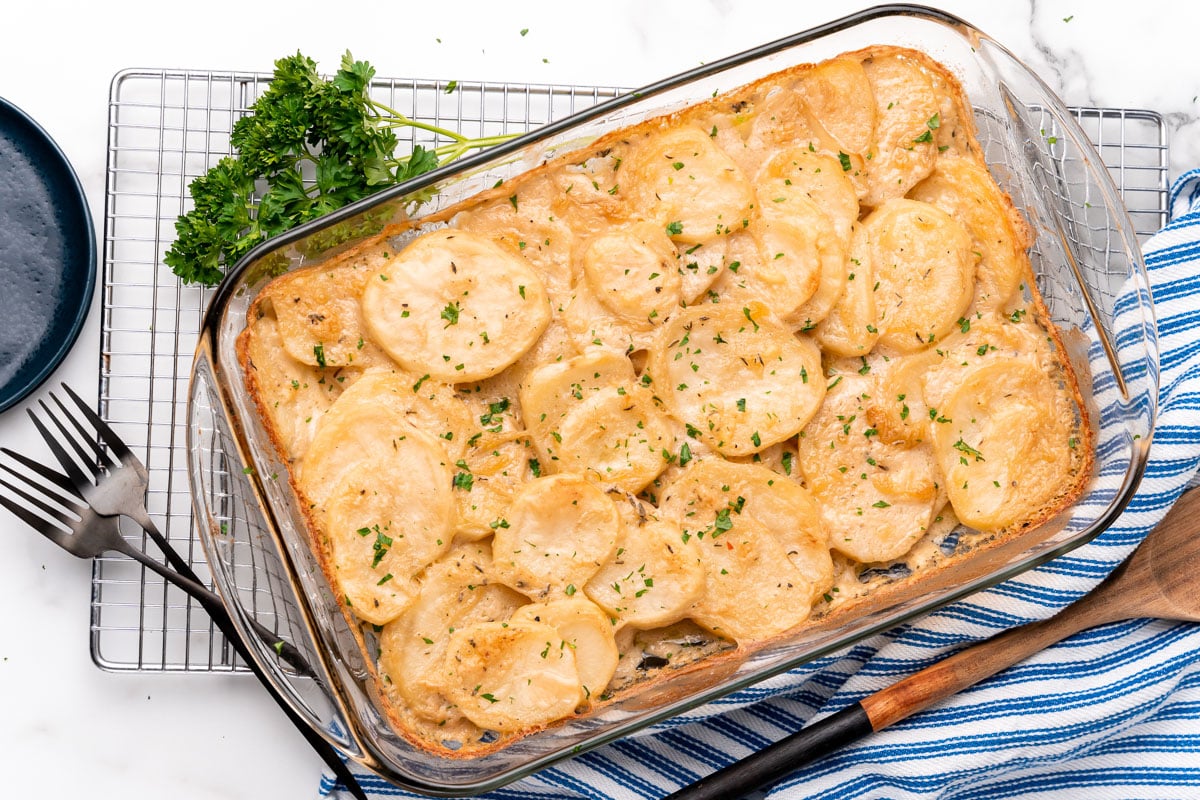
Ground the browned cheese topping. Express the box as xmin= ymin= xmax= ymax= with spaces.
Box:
xmin=237 ymin=46 xmax=1092 ymax=756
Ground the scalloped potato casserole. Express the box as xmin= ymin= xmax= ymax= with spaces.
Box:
xmin=237 ymin=45 xmax=1093 ymax=756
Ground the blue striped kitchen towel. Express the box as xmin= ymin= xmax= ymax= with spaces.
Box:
xmin=321 ymin=168 xmax=1200 ymax=800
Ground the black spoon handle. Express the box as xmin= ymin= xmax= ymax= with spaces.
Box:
xmin=662 ymin=704 xmax=872 ymax=800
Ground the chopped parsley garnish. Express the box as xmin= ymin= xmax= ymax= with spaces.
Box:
xmin=712 ymin=507 xmax=733 ymax=536
xmin=371 ymin=530 xmax=394 ymax=568
xmin=953 ymin=438 xmax=985 ymax=461
xmin=480 ymin=398 xmax=510 ymax=426
xmin=912 ymin=113 xmax=941 ymax=144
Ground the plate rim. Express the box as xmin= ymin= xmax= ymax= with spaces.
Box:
xmin=0 ymin=94 xmax=97 ymax=413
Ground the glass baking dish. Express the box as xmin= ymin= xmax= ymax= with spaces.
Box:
xmin=187 ymin=3 xmax=1157 ymax=794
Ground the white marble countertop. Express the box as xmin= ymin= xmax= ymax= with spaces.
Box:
xmin=1 ymin=1 xmax=1197 ymax=798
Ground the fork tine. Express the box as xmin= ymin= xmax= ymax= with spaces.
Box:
xmin=0 ymin=447 xmax=77 ymax=496
xmin=59 ymin=382 xmax=136 ymax=464
xmin=0 ymin=473 xmax=85 ymax=532
xmin=37 ymin=402 xmax=106 ymax=487
xmin=27 ymin=404 xmax=93 ymax=492
xmin=0 ymin=460 xmax=89 ymax=516
xmin=0 ymin=495 xmax=74 ymax=551
xmin=47 ymin=392 xmax=118 ymax=472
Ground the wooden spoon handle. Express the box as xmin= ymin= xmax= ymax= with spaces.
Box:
xmin=860 ymin=593 xmax=1114 ymax=728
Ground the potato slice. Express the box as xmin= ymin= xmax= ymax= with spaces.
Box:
xmin=687 ymin=516 xmax=820 ymax=643
xmin=360 ymin=228 xmax=551 ymax=382
xmin=865 ymin=199 xmax=976 ymax=353
xmin=718 ymin=209 xmax=824 ymax=325
xmin=581 ymin=222 xmax=682 ymax=325
xmin=861 ymin=53 xmax=940 ymax=207
xmin=555 ymin=388 xmax=672 ymax=491
xmin=795 ymin=57 xmax=876 ymax=157
xmin=585 ymin=518 xmax=705 ymax=631
xmin=512 ymin=596 xmax=620 ymax=701
xmin=750 ymin=153 xmax=855 ymax=327
xmin=927 ymin=67 xmax=973 ymax=158
xmin=259 ymin=247 xmax=393 ymax=370
xmin=238 ymin=315 xmax=349 ymax=461
xmin=796 ymin=372 xmax=944 ymax=563
xmin=518 ymin=348 xmax=631 ymax=425
xmin=323 ymin=459 xmax=455 ymax=625
xmin=745 ymin=84 xmax=819 ymax=159
xmin=452 ymin=430 xmax=537 ymax=542
xmin=756 ymin=148 xmax=859 ymax=249
xmin=789 ymin=222 xmax=848 ymax=330
xmin=815 ymin=222 xmax=882 ymax=357
xmin=865 ymin=349 xmax=941 ymax=447
xmin=646 ymin=303 xmax=825 ymax=457
xmin=672 ymin=237 xmax=731 ymax=303
xmin=520 ymin=350 xmax=671 ymax=493
xmin=452 ymin=174 xmax=579 ymax=303
xmin=931 ymin=359 xmax=1077 ymax=532
xmin=377 ymin=542 xmax=525 ymax=724
xmin=489 ymin=474 xmax=621 ymax=599
xmin=870 ymin=311 xmax=1053 ymax=448
xmin=552 ymin=155 xmax=626 ymax=219
xmin=442 ymin=619 xmax=583 ymax=732
xmin=298 ymin=372 xmax=461 ymax=624
xmin=298 ymin=367 xmax=470 ymax=492
xmin=910 ymin=156 xmax=1030 ymax=310
xmin=627 ymin=126 xmax=755 ymax=249
xmin=564 ymin=221 xmax=685 ymax=354
xmin=921 ymin=312 xmax=1058 ymax=408
xmin=659 ymin=458 xmax=832 ymax=592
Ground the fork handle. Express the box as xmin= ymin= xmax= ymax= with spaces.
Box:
xmin=106 ymin=533 xmax=370 ymax=800
xmin=125 ymin=511 xmax=318 ymax=680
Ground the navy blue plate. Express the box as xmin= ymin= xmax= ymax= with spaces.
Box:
xmin=0 ymin=96 xmax=96 ymax=413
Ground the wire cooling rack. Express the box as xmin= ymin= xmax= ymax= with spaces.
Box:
xmin=97 ymin=70 xmax=624 ymax=671
xmin=97 ymin=66 xmax=1169 ymax=672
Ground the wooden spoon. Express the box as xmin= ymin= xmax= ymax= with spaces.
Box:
xmin=666 ymin=487 xmax=1200 ymax=800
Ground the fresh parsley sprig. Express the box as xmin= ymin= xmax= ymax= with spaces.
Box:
xmin=165 ymin=50 xmax=516 ymax=286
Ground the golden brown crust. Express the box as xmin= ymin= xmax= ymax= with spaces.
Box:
xmin=235 ymin=44 xmax=1094 ymax=757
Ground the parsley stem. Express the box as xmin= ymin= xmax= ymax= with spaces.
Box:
xmin=388 ymin=133 xmax=521 ymax=171
xmin=370 ymin=98 xmax=486 ymax=144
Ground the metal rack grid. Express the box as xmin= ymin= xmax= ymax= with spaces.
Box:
xmin=97 ymin=68 xmax=1169 ymax=672
xmin=97 ymin=69 xmax=624 ymax=671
